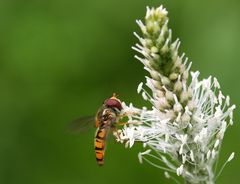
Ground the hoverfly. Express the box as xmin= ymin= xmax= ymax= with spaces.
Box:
xmin=69 ymin=94 xmax=129 ymax=166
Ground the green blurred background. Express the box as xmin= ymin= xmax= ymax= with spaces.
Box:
xmin=0 ymin=0 xmax=239 ymax=184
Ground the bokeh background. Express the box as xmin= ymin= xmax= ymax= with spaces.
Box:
xmin=0 ymin=0 xmax=239 ymax=184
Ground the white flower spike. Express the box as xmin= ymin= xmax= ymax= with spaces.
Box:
xmin=117 ymin=5 xmax=236 ymax=184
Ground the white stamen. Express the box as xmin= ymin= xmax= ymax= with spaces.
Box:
xmin=227 ymin=152 xmax=235 ymax=162
xmin=137 ymin=82 xmax=144 ymax=93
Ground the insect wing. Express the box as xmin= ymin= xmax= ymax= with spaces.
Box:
xmin=68 ymin=116 xmax=95 ymax=134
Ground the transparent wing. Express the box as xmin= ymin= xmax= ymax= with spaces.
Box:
xmin=67 ymin=116 xmax=95 ymax=134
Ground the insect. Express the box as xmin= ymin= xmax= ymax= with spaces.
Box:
xmin=69 ymin=94 xmax=128 ymax=166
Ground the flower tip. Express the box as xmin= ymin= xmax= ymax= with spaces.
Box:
xmin=138 ymin=149 xmax=151 ymax=164
xmin=142 ymin=92 xmax=148 ymax=100
xmin=137 ymin=82 xmax=144 ymax=93
xmin=207 ymin=150 xmax=211 ymax=160
xmin=164 ymin=171 xmax=170 ymax=179
xmin=138 ymin=153 xmax=143 ymax=164
xmin=229 ymin=119 xmax=233 ymax=125
xmin=213 ymin=77 xmax=221 ymax=88
xmin=227 ymin=152 xmax=235 ymax=162
xmin=190 ymin=150 xmax=195 ymax=162
xmin=176 ymin=165 xmax=184 ymax=176
xmin=129 ymin=140 xmax=135 ymax=148
xmin=214 ymin=139 xmax=220 ymax=148
xmin=231 ymin=104 xmax=236 ymax=110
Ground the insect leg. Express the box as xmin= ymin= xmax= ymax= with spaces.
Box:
xmin=115 ymin=121 xmax=142 ymax=126
xmin=112 ymin=126 xmax=121 ymax=140
xmin=119 ymin=111 xmax=140 ymax=118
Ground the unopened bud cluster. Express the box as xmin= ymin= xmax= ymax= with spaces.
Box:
xmin=133 ymin=6 xmax=193 ymax=125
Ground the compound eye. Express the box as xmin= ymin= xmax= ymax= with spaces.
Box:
xmin=104 ymin=99 xmax=122 ymax=111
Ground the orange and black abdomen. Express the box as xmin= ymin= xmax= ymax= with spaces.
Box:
xmin=94 ymin=126 xmax=110 ymax=166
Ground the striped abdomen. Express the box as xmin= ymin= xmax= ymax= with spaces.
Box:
xmin=94 ymin=126 xmax=110 ymax=166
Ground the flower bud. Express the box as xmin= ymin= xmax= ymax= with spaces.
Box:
xmin=169 ymin=73 xmax=178 ymax=81
xmin=165 ymin=90 xmax=174 ymax=102
xmin=180 ymin=91 xmax=189 ymax=103
xmin=174 ymin=103 xmax=183 ymax=112
xmin=174 ymin=80 xmax=183 ymax=93
xmin=151 ymin=46 xmax=158 ymax=53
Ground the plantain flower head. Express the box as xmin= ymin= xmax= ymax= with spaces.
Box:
xmin=117 ymin=5 xmax=236 ymax=184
